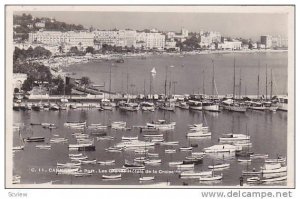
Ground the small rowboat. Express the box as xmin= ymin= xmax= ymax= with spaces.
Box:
xmin=250 ymin=154 xmax=269 ymax=159
xmin=177 ymin=164 xmax=194 ymax=169
xmin=148 ymin=153 xmax=159 ymax=157
xmin=97 ymin=136 xmax=114 ymax=141
xmin=105 ymin=147 xmax=123 ymax=152
xmin=199 ymin=174 xmax=223 ymax=181
xmin=134 ymin=149 xmax=149 ymax=154
xmin=102 ymin=174 xmax=122 ymax=179
xmin=247 ymin=176 xmax=261 ymax=184
xmin=98 ymin=160 xmax=116 ymax=165
xmin=261 ymin=176 xmax=287 ymax=183
xmin=69 ymin=153 xmax=83 ymax=157
xmin=57 ymin=162 xmax=81 ymax=167
xmin=208 ymin=163 xmax=230 ymax=169
xmin=180 ymin=171 xmax=213 ymax=178
xmin=143 ymin=134 xmax=164 ymax=138
xmin=35 ymin=145 xmax=51 ymax=149
xmin=73 ymin=171 xmax=93 ymax=177
xmin=144 ymin=159 xmax=162 ymax=165
xmin=179 ymin=146 xmax=193 ymax=151
xmin=169 ymin=161 xmax=183 ymax=166
xmin=165 ymin=149 xmax=176 ymax=153
xmin=79 ymin=159 xmax=97 ymax=164
xmin=192 ymin=152 xmax=206 ymax=157
xmin=265 ymin=157 xmax=286 ymax=163
xmin=13 ymin=146 xmax=24 ymax=151
xmin=122 ymin=136 xmax=138 ymax=141
xmin=70 ymin=156 xmax=88 ymax=160
xmin=139 ymin=176 xmax=155 ymax=181
xmin=160 ymin=141 xmax=179 ymax=146
xmin=237 ymin=159 xmax=251 ymax=163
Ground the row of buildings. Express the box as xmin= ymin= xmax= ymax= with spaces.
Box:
xmin=260 ymin=35 xmax=288 ymax=49
xmin=26 ymin=28 xmax=288 ymax=54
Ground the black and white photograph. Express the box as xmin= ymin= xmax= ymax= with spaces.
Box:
xmin=5 ymin=5 xmax=294 ymax=188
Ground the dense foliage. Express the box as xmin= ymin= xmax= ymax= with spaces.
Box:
xmin=13 ymin=13 xmax=85 ymax=41
xmin=13 ymin=46 xmax=52 ymax=62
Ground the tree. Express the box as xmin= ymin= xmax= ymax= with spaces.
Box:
xmin=14 ymin=88 xmax=20 ymax=93
xmin=85 ymin=46 xmax=94 ymax=54
xmin=21 ymin=76 xmax=34 ymax=92
xmin=81 ymin=76 xmax=91 ymax=89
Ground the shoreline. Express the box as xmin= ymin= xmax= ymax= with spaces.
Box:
xmin=31 ymin=49 xmax=288 ymax=71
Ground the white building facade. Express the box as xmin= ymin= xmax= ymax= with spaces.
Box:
xmin=28 ymin=31 xmax=94 ymax=47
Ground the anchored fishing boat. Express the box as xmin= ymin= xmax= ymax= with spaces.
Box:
xmin=146 ymin=120 xmax=176 ymax=130
xmin=139 ymin=176 xmax=155 ymax=181
xmin=97 ymin=160 xmax=116 ymax=165
xmin=199 ymin=173 xmax=223 ymax=181
xmin=219 ymin=133 xmax=250 ymax=142
xmin=180 ymin=171 xmax=213 ymax=179
xmin=203 ymin=144 xmax=241 ymax=153
xmin=102 ymin=174 xmax=122 ymax=179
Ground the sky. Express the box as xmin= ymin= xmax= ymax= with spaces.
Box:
xmin=17 ymin=11 xmax=288 ymax=41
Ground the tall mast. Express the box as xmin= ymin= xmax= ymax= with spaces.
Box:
xmin=149 ymin=72 xmax=152 ymax=99
xmin=257 ymin=60 xmax=260 ymax=99
xmin=212 ymin=59 xmax=215 ymax=97
xmin=270 ymin=68 xmax=273 ymax=100
xmin=109 ymin=64 xmax=112 ymax=99
xmin=265 ymin=64 xmax=268 ymax=100
xmin=126 ymin=70 xmax=129 ymax=95
xmin=143 ymin=79 xmax=146 ymax=97
xmin=164 ymin=66 xmax=168 ymax=97
xmin=233 ymin=58 xmax=236 ymax=99
xmin=239 ymin=68 xmax=242 ymax=100
xmin=202 ymin=69 xmax=205 ymax=95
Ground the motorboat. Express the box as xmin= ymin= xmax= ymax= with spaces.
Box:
xmin=168 ymin=161 xmax=183 ymax=166
xmin=139 ymin=176 xmax=155 ymax=181
xmin=160 ymin=141 xmax=179 ymax=146
xmin=140 ymin=102 xmax=155 ymax=112
xmin=146 ymin=120 xmax=176 ymax=130
xmin=178 ymin=101 xmax=189 ymax=109
xmin=180 ymin=171 xmax=213 ymax=179
xmin=119 ymin=102 xmax=139 ymax=111
xmin=250 ymin=154 xmax=269 ymax=159
xmin=202 ymin=101 xmax=220 ymax=112
xmin=176 ymin=164 xmax=194 ymax=170
xmin=187 ymin=131 xmax=211 ymax=137
xmin=114 ymin=140 xmax=155 ymax=149
xmin=219 ymin=133 xmax=250 ymax=142
xmin=208 ymin=163 xmax=230 ymax=169
xmin=35 ymin=144 xmax=51 ymax=149
xmin=199 ymin=173 xmax=223 ymax=181
xmin=265 ymin=156 xmax=286 ymax=163
xmin=165 ymin=149 xmax=176 ymax=153
xmin=23 ymin=137 xmax=45 ymax=142
xmin=97 ymin=160 xmax=116 ymax=165
xmin=121 ymin=136 xmax=138 ymax=141
xmin=111 ymin=121 xmax=127 ymax=130
xmin=64 ymin=121 xmax=86 ymax=127
xmin=188 ymin=100 xmax=202 ymax=111
xmin=203 ymin=144 xmax=241 ymax=153
xmin=179 ymin=146 xmax=193 ymax=151
xmin=102 ymin=174 xmax=122 ymax=179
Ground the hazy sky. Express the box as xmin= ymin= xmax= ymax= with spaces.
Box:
xmin=17 ymin=11 xmax=288 ymax=41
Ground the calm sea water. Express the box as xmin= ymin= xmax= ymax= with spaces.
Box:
xmin=12 ymin=52 xmax=288 ymax=186
xmin=13 ymin=108 xmax=287 ymax=186
xmin=67 ymin=52 xmax=288 ymax=96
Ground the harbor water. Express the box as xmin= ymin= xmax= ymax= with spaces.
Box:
xmin=67 ymin=52 xmax=288 ymax=96
xmin=13 ymin=52 xmax=288 ymax=186
xmin=13 ymin=108 xmax=287 ymax=186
